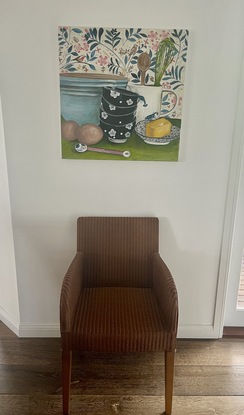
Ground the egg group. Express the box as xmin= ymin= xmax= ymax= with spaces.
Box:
xmin=61 ymin=120 xmax=103 ymax=145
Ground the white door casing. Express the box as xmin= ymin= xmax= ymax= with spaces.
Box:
xmin=214 ymin=57 xmax=244 ymax=335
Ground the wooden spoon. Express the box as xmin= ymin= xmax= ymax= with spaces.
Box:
xmin=137 ymin=52 xmax=151 ymax=85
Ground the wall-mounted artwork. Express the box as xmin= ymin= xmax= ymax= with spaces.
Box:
xmin=58 ymin=26 xmax=189 ymax=161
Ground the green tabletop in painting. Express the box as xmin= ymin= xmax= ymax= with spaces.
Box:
xmin=62 ymin=118 xmax=181 ymax=162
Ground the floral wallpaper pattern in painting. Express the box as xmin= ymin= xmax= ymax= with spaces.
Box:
xmin=59 ymin=26 xmax=189 ymax=161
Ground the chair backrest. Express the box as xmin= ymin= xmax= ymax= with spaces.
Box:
xmin=77 ymin=217 xmax=159 ymax=287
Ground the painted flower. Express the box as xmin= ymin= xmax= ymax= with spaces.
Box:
xmin=110 ymin=90 xmax=120 ymax=98
xmin=109 ymin=104 xmax=116 ymax=111
xmin=151 ymin=42 xmax=160 ymax=52
xmin=125 ymin=132 xmax=131 ymax=138
xmin=160 ymin=30 xmax=170 ymax=40
xmin=126 ymin=123 xmax=133 ymax=130
xmin=98 ymin=55 xmax=108 ymax=66
xmin=108 ymin=129 xmax=116 ymax=137
xmin=74 ymin=43 xmax=82 ymax=53
xmin=126 ymin=99 xmax=133 ymax=106
xmin=81 ymin=42 xmax=89 ymax=52
xmin=101 ymin=111 xmax=108 ymax=119
xmin=148 ymin=30 xmax=158 ymax=41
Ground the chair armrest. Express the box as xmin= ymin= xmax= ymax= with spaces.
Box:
xmin=152 ymin=252 xmax=178 ymax=334
xmin=60 ymin=251 xmax=84 ymax=334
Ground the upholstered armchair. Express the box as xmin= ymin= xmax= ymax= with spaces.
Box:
xmin=60 ymin=217 xmax=178 ymax=415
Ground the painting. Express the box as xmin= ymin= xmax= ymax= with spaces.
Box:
xmin=58 ymin=26 xmax=189 ymax=161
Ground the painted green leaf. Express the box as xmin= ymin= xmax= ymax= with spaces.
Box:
xmin=72 ymin=28 xmax=82 ymax=34
xmin=98 ymin=27 xmax=104 ymax=41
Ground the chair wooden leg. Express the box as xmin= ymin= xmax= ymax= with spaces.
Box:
xmin=62 ymin=350 xmax=72 ymax=415
xmin=165 ymin=350 xmax=175 ymax=415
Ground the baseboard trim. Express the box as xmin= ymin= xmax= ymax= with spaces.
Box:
xmin=177 ymin=324 xmax=220 ymax=339
xmin=19 ymin=324 xmax=218 ymax=339
xmin=0 ymin=317 xmax=220 ymax=339
xmin=18 ymin=323 xmax=60 ymax=338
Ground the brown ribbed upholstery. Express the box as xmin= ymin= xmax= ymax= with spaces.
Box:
xmin=72 ymin=287 xmax=173 ymax=352
xmin=77 ymin=217 xmax=158 ymax=287
xmin=60 ymin=217 xmax=178 ymax=415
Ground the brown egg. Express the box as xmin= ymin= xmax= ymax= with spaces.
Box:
xmin=61 ymin=120 xmax=79 ymax=141
xmin=76 ymin=124 xmax=103 ymax=145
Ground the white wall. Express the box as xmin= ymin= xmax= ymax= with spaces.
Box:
xmin=0 ymin=0 xmax=244 ymax=337
xmin=0 ymin=96 xmax=20 ymax=334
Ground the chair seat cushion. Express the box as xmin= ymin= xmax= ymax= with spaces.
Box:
xmin=71 ymin=287 xmax=172 ymax=352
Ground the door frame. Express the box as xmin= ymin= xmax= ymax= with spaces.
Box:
xmin=214 ymin=57 xmax=244 ymax=337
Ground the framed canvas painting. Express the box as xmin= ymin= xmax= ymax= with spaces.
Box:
xmin=58 ymin=26 xmax=189 ymax=161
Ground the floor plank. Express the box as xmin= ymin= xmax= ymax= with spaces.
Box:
xmin=1 ymin=395 xmax=244 ymax=415
xmin=1 ymin=355 xmax=244 ymax=396
xmin=0 ymin=322 xmax=17 ymax=339
xmin=176 ymin=339 xmax=244 ymax=365
xmin=1 ymin=322 xmax=244 ymax=414
xmin=0 ymin=338 xmax=60 ymax=365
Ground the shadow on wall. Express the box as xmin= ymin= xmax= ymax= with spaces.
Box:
xmin=12 ymin=216 xmax=78 ymax=324
xmin=158 ymin=217 xmax=218 ymax=328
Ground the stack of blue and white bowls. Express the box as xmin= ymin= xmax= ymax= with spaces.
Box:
xmin=99 ymin=87 xmax=139 ymax=143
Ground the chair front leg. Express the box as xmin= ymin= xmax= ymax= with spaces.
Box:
xmin=62 ymin=350 xmax=72 ymax=415
xmin=165 ymin=350 xmax=175 ymax=415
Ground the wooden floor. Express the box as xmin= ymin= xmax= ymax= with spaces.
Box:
xmin=0 ymin=322 xmax=244 ymax=415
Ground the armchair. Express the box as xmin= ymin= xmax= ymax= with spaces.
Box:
xmin=60 ymin=217 xmax=178 ymax=415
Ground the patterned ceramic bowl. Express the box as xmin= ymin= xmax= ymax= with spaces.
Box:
xmin=100 ymin=104 xmax=137 ymax=125
xmin=99 ymin=118 xmax=136 ymax=143
xmin=101 ymin=96 xmax=137 ymax=116
xmin=102 ymin=86 xmax=140 ymax=108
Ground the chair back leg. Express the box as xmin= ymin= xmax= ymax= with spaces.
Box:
xmin=62 ymin=350 xmax=72 ymax=415
xmin=165 ymin=350 xmax=175 ymax=415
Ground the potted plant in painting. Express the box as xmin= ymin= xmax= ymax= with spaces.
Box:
xmin=132 ymin=38 xmax=178 ymax=122
xmin=154 ymin=38 xmax=177 ymax=86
